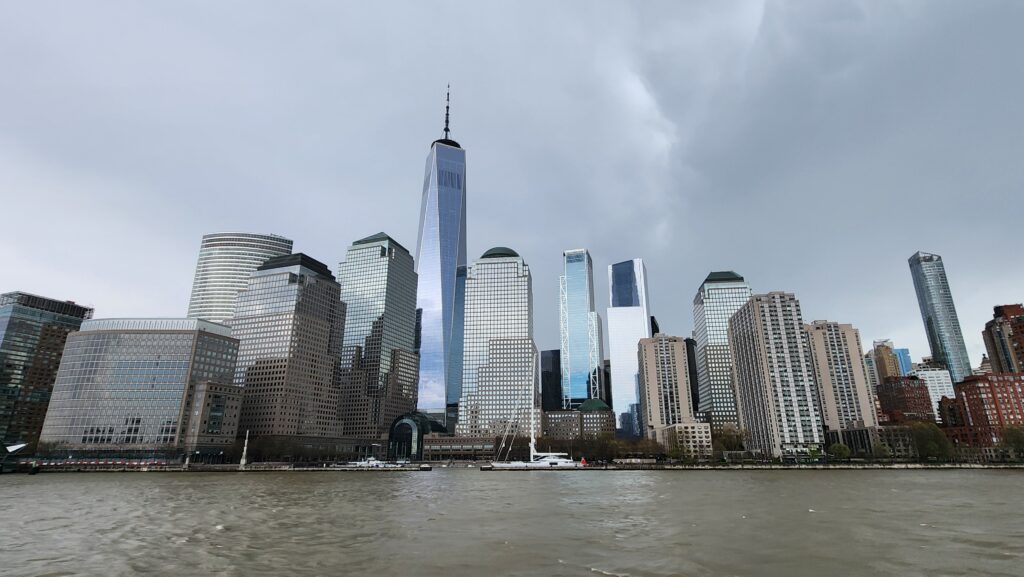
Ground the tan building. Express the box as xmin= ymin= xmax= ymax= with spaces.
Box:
xmin=638 ymin=334 xmax=711 ymax=456
xmin=806 ymin=321 xmax=878 ymax=433
xmin=872 ymin=340 xmax=902 ymax=382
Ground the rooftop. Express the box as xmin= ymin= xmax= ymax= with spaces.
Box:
xmin=257 ymin=253 xmax=334 ymax=279
xmin=579 ymin=398 xmax=612 ymax=412
xmin=481 ymin=247 xmax=520 ymax=259
xmin=352 ymin=232 xmax=409 ymax=253
xmin=704 ymin=271 xmax=744 ymax=283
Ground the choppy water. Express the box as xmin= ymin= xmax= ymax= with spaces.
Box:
xmin=1 ymin=469 xmax=1022 ymax=577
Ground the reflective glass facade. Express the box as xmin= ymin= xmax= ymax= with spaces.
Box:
xmin=909 ymin=251 xmax=971 ymax=384
xmin=231 ymin=254 xmax=345 ymax=440
xmin=0 ymin=292 xmax=93 ymax=452
xmin=693 ymin=272 xmax=752 ymax=429
xmin=455 ymin=249 xmax=540 ymax=437
xmin=186 ymin=232 xmax=293 ymax=324
xmin=559 ymin=249 xmax=604 ymax=409
xmin=338 ymin=233 xmax=419 ymax=439
xmin=415 ymin=141 xmax=467 ymax=412
xmin=606 ymin=259 xmax=651 ymax=429
xmin=38 ymin=319 xmax=238 ymax=454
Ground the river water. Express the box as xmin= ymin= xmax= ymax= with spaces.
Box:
xmin=1 ymin=469 xmax=1021 ymax=577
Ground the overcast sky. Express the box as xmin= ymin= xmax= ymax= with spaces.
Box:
xmin=2 ymin=1 xmax=1022 ymax=406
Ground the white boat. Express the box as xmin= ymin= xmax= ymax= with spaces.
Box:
xmin=345 ymin=457 xmax=401 ymax=468
xmin=488 ymin=382 xmax=584 ymax=470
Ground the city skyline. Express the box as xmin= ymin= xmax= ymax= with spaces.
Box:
xmin=3 ymin=3 xmax=1022 ymax=369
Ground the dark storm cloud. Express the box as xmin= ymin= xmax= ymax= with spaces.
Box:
xmin=1 ymin=0 xmax=1021 ymax=389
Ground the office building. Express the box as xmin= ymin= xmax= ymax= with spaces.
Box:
xmin=560 ymin=249 xmax=604 ymax=409
xmin=540 ymin=350 xmax=562 ymax=412
xmin=908 ymin=251 xmax=972 ymax=383
xmin=906 ymin=366 xmax=955 ymax=422
xmin=38 ymin=319 xmax=239 ymax=457
xmin=606 ymin=258 xmax=651 ymax=425
xmin=233 ymin=254 xmax=346 ymax=449
xmin=806 ymin=321 xmax=878 ymax=432
xmin=693 ymin=271 xmax=752 ymax=430
xmin=186 ymin=232 xmax=293 ymax=323
xmin=455 ymin=248 xmax=540 ymax=438
xmin=0 ymin=293 xmax=93 ymax=453
xmin=542 ymin=398 xmax=616 ymax=440
xmin=876 ymin=376 xmax=935 ymax=424
xmin=337 ymin=233 xmax=419 ymax=440
xmin=414 ymin=93 xmax=467 ymax=425
xmin=982 ymin=305 xmax=1024 ymax=374
xmin=729 ymin=292 xmax=824 ymax=459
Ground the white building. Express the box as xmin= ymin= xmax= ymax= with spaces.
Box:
xmin=455 ymin=248 xmax=540 ymax=438
xmin=606 ymin=259 xmax=651 ymax=433
xmin=907 ymin=366 xmax=955 ymax=423
xmin=729 ymin=292 xmax=824 ymax=459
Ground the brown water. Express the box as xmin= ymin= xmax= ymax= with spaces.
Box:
xmin=1 ymin=469 xmax=1022 ymax=576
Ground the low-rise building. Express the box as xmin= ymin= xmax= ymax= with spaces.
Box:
xmin=876 ymin=377 xmax=935 ymax=424
xmin=653 ymin=422 xmax=713 ymax=459
xmin=542 ymin=399 xmax=616 ymax=440
xmin=941 ymin=373 xmax=1024 ymax=448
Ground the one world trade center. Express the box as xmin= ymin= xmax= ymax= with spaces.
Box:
xmin=415 ymin=90 xmax=467 ymax=430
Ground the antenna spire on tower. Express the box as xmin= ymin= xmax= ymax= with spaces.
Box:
xmin=443 ymin=84 xmax=451 ymax=139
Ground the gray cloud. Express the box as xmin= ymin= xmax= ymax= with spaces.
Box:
xmin=1 ymin=1 xmax=1021 ymax=372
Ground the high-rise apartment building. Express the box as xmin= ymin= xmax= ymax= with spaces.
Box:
xmin=906 ymin=366 xmax=955 ymax=423
xmin=232 ymin=254 xmax=346 ymax=446
xmin=456 ymin=248 xmax=539 ymax=438
xmin=729 ymin=292 xmax=824 ymax=458
xmin=415 ymin=95 xmax=467 ymax=424
xmin=186 ymin=232 xmax=293 ymax=323
xmin=39 ymin=319 xmax=240 ymax=457
xmin=606 ymin=259 xmax=651 ymax=425
xmin=0 ymin=292 xmax=93 ymax=453
xmin=982 ymin=304 xmax=1024 ymax=373
xmin=337 ymin=233 xmax=419 ymax=440
xmin=693 ymin=271 xmax=752 ymax=430
xmin=560 ymin=249 xmax=604 ymax=409
xmin=636 ymin=335 xmax=712 ymax=460
xmin=908 ymin=251 xmax=972 ymax=383
xmin=806 ymin=321 xmax=878 ymax=432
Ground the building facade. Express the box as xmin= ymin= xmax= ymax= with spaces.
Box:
xmin=908 ymin=251 xmax=972 ymax=384
xmin=560 ymin=249 xmax=604 ymax=409
xmin=806 ymin=321 xmax=878 ymax=432
xmin=693 ymin=271 xmax=752 ymax=431
xmin=232 ymin=254 xmax=346 ymax=448
xmin=941 ymin=373 xmax=1024 ymax=448
xmin=982 ymin=305 xmax=1024 ymax=374
xmin=455 ymin=248 xmax=540 ymax=438
xmin=684 ymin=337 xmax=700 ymax=419
xmin=728 ymin=292 xmax=824 ymax=459
xmin=906 ymin=366 xmax=955 ymax=423
xmin=337 ymin=233 xmax=419 ymax=440
xmin=540 ymin=350 xmax=562 ymax=412
xmin=876 ymin=377 xmax=935 ymax=424
xmin=186 ymin=232 xmax=293 ymax=324
xmin=606 ymin=259 xmax=651 ymax=429
xmin=38 ymin=319 xmax=239 ymax=457
xmin=414 ymin=113 xmax=467 ymax=423
xmin=0 ymin=292 xmax=93 ymax=453
xmin=637 ymin=334 xmax=712 ymax=455
xmin=541 ymin=398 xmax=616 ymax=440
xmin=872 ymin=340 xmax=903 ymax=382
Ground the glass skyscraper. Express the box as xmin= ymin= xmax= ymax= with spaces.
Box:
xmin=559 ymin=249 xmax=604 ymax=409
xmin=908 ymin=251 xmax=971 ymax=384
xmin=232 ymin=254 xmax=346 ymax=443
xmin=38 ymin=318 xmax=239 ymax=457
xmin=693 ymin=271 xmax=752 ymax=430
xmin=187 ymin=232 xmax=293 ymax=323
xmin=455 ymin=248 xmax=539 ymax=438
xmin=0 ymin=292 xmax=93 ymax=453
xmin=415 ymin=114 xmax=467 ymax=422
xmin=606 ymin=258 xmax=651 ymax=433
xmin=337 ymin=233 xmax=419 ymax=440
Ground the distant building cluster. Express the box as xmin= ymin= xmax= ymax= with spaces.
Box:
xmin=4 ymin=105 xmax=1024 ymax=466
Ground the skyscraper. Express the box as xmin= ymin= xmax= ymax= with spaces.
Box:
xmin=637 ymin=334 xmax=712 ymax=457
xmin=456 ymin=248 xmax=539 ymax=438
xmin=806 ymin=321 xmax=878 ymax=433
xmin=540 ymin=350 xmax=562 ymax=412
xmin=606 ymin=259 xmax=651 ymax=425
xmin=0 ymin=292 xmax=93 ymax=453
xmin=693 ymin=271 xmax=752 ymax=431
xmin=729 ymin=292 xmax=824 ymax=458
xmin=415 ymin=92 xmax=467 ymax=425
xmin=872 ymin=340 xmax=903 ymax=382
xmin=908 ymin=251 xmax=972 ymax=384
xmin=186 ymin=232 xmax=293 ymax=324
xmin=337 ymin=233 xmax=419 ymax=440
xmin=39 ymin=318 xmax=240 ymax=457
xmin=560 ymin=248 xmax=604 ymax=409
xmin=982 ymin=304 xmax=1024 ymax=373
xmin=232 ymin=254 xmax=346 ymax=449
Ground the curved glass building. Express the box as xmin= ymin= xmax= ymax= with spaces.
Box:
xmin=414 ymin=125 xmax=467 ymax=420
xmin=908 ymin=251 xmax=971 ymax=384
xmin=186 ymin=232 xmax=293 ymax=324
